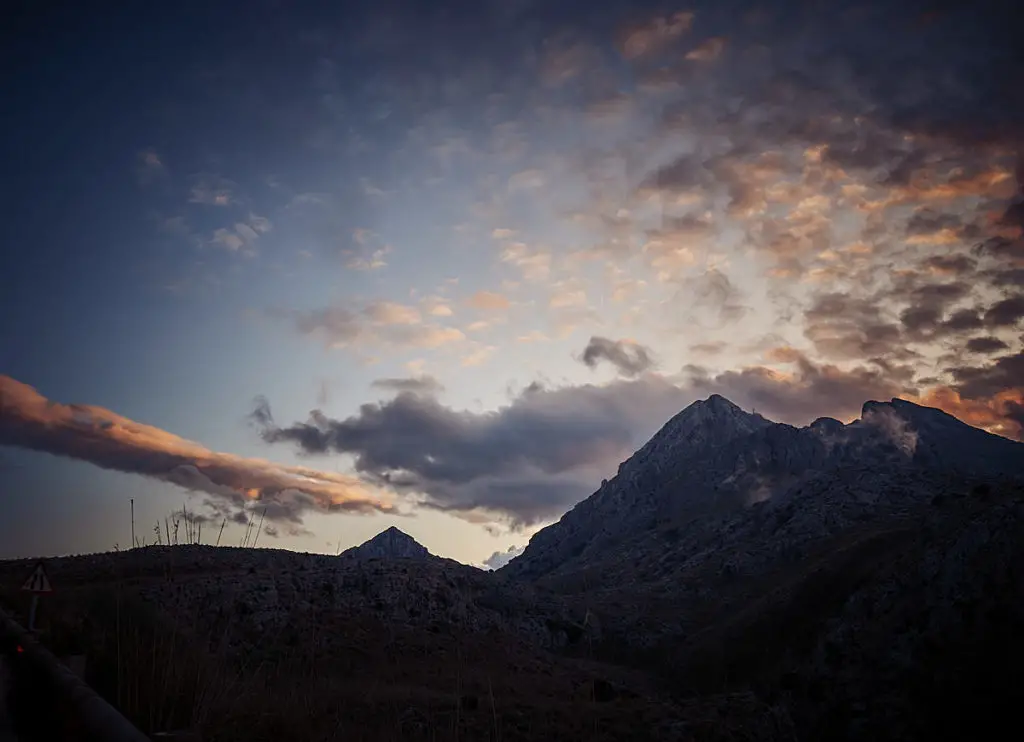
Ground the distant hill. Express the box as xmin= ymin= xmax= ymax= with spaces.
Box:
xmin=339 ymin=526 xmax=431 ymax=560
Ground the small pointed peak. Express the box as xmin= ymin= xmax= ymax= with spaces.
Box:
xmin=343 ymin=525 xmax=430 ymax=559
xmin=699 ymin=394 xmax=743 ymax=412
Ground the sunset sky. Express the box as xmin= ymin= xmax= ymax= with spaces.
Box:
xmin=1 ymin=0 xmax=1022 ymax=567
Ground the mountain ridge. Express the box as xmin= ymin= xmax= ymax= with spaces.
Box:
xmin=502 ymin=394 xmax=1024 ymax=582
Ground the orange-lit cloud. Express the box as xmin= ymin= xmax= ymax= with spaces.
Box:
xmin=0 ymin=375 xmax=394 ymax=521
xmin=364 ymin=301 xmax=422 ymax=325
xmin=912 ymin=386 xmax=1024 ymax=440
xmin=685 ymin=36 xmax=726 ymax=62
xmin=618 ymin=11 xmax=695 ymax=59
xmin=464 ymin=290 xmax=512 ymax=311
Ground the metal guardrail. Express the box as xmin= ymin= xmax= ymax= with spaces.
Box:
xmin=0 ymin=609 xmax=151 ymax=742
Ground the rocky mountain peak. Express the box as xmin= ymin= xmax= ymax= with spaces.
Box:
xmin=341 ymin=526 xmax=431 ymax=560
xmin=613 ymin=395 xmax=770 ymax=481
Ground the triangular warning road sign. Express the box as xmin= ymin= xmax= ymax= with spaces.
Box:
xmin=21 ymin=562 xmax=52 ymax=593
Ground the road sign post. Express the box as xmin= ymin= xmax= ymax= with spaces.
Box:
xmin=20 ymin=562 xmax=53 ymax=632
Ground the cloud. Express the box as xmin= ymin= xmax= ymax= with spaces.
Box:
xmin=671 ymin=269 xmax=749 ymax=325
xmin=345 ymin=247 xmax=390 ymax=271
xmin=344 ymin=229 xmax=392 ymax=270
xmin=965 ymin=337 xmax=1010 ymax=354
xmin=539 ymin=37 xmax=599 ymax=86
xmin=364 ymin=301 xmax=422 ymax=325
xmin=188 ymin=174 xmax=235 ymax=206
xmin=947 ymin=350 xmax=1024 ymax=401
xmin=580 ymin=336 xmax=655 ymax=377
xmin=461 ymin=344 xmax=497 ymax=367
xmin=283 ymin=306 xmax=362 ymax=346
xmin=0 ymin=375 xmax=394 ymax=523
xmin=617 ymin=11 xmax=694 ymax=59
xmin=690 ymin=342 xmax=728 ymax=357
xmin=913 ymin=386 xmax=1024 ymax=441
xmin=255 ymin=376 xmax=691 ymax=527
xmin=482 ymin=544 xmax=525 ymax=570
xmin=210 ymin=214 xmax=271 ymax=254
xmin=685 ymin=37 xmax=726 ymax=62
xmin=420 ymin=296 xmax=454 ymax=317
xmin=212 ymin=228 xmax=245 ymax=252
xmin=500 ymin=242 xmax=552 ymax=282
xmin=464 ymin=290 xmax=511 ymax=312
xmin=548 ymin=283 xmax=588 ymax=309
xmin=136 ymin=149 xmax=165 ymax=184
xmin=803 ymin=292 xmax=904 ymax=360
xmin=275 ymin=301 xmax=465 ymax=350
xmin=682 ymin=349 xmax=905 ymax=424
xmin=371 ymin=375 xmax=445 ymax=395
xmin=983 ymin=295 xmax=1024 ymax=328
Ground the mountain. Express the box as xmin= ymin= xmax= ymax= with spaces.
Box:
xmin=340 ymin=526 xmax=431 ymax=560
xmin=502 ymin=396 xmax=1024 ymax=586
xmin=8 ymin=395 xmax=1023 ymax=742
xmin=498 ymin=395 xmax=1024 ymax=739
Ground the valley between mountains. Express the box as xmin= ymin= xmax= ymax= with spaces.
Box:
xmin=3 ymin=395 xmax=1023 ymax=741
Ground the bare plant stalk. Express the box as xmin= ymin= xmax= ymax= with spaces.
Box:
xmin=130 ymin=498 xmax=135 ymax=550
xmin=243 ymin=511 xmax=255 ymax=548
xmin=253 ymin=507 xmax=267 ymax=548
xmin=216 ymin=517 xmax=226 ymax=547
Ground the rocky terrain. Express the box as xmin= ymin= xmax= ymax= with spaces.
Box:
xmin=2 ymin=395 xmax=1023 ymax=741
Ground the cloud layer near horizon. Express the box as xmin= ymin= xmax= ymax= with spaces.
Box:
xmin=253 ymin=339 xmax=1024 ymax=528
xmin=0 ymin=375 xmax=394 ymax=524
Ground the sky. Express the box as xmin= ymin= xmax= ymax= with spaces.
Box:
xmin=1 ymin=0 xmax=1022 ymax=568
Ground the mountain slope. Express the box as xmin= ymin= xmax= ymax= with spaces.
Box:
xmin=497 ymin=395 xmax=1024 ymax=740
xmin=502 ymin=395 xmax=773 ymax=580
xmin=503 ymin=396 xmax=1024 ymax=585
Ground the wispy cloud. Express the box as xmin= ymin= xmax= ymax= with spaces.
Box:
xmin=0 ymin=375 xmax=394 ymax=523
xmin=276 ymin=301 xmax=466 ymax=350
xmin=371 ymin=375 xmax=445 ymax=395
xmin=464 ymin=290 xmax=511 ymax=312
xmin=210 ymin=214 xmax=272 ymax=254
xmin=136 ymin=148 xmax=165 ymax=184
xmin=188 ymin=174 xmax=236 ymax=206
xmin=617 ymin=11 xmax=694 ymax=59
xmin=500 ymin=242 xmax=552 ymax=282
xmin=685 ymin=36 xmax=726 ymax=62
